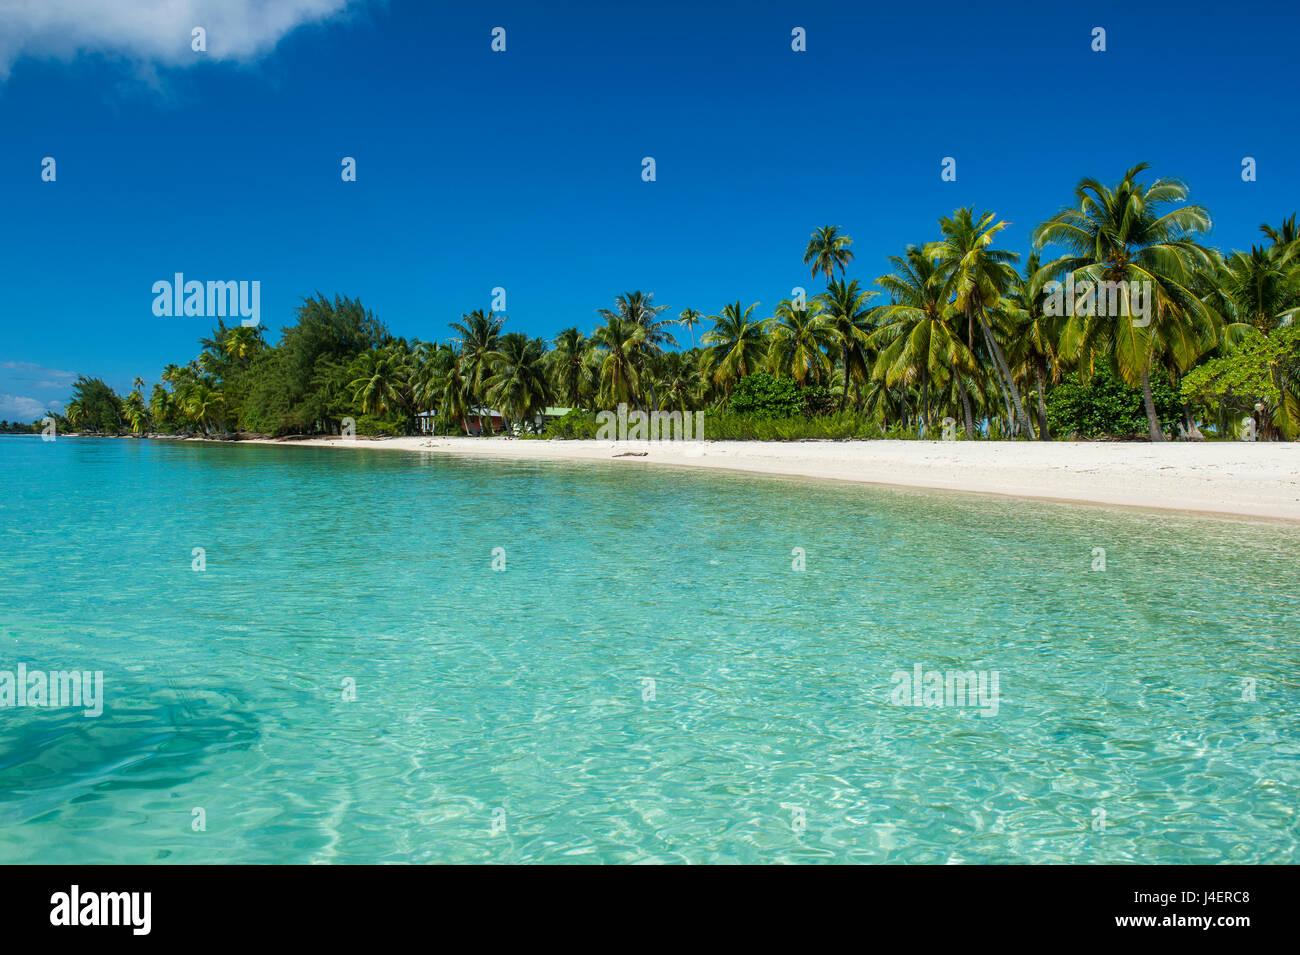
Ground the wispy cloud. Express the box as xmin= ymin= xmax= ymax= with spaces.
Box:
xmin=0 ymin=362 xmax=77 ymax=420
xmin=0 ymin=393 xmax=59 ymax=420
xmin=0 ymin=360 xmax=77 ymax=383
xmin=0 ymin=0 xmax=362 ymax=80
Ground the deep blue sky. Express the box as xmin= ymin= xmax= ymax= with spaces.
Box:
xmin=2 ymin=0 xmax=1297 ymax=418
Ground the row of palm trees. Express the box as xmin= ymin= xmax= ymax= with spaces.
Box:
xmin=125 ymin=163 xmax=1297 ymax=440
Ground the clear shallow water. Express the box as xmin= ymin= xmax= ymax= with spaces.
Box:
xmin=0 ymin=436 xmax=1296 ymax=864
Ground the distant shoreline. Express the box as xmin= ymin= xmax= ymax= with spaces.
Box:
xmin=109 ymin=433 xmax=1299 ymax=523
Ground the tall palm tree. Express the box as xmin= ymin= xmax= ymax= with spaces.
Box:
xmin=63 ymin=398 xmax=85 ymax=432
xmin=599 ymin=291 xmax=675 ymax=351
xmin=1211 ymin=245 xmax=1299 ymax=333
xmin=1000 ymin=253 xmax=1063 ymax=439
xmin=818 ymin=278 xmax=878 ymax=410
xmin=702 ymin=301 xmax=766 ymax=395
xmin=181 ymin=380 xmax=225 ymax=434
xmin=1032 ymin=164 xmax=1220 ymax=441
xmin=1260 ymin=214 xmax=1298 ymax=250
xmin=449 ymin=309 xmax=505 ymax=422
xmin=599 ymin=291 xmax=673 ymax=409
xmin=656 ymin=350 xmax=703 ymax=414
xmin=766 ymin=298 xmax=835 ymax=386
xmin=149 ymin=383 xmax=172 ymax=429
xmin=486 ymin=333 xmax=551 ymax=429
xmin=124 ymin=389 xmax=150 ymax=434
xmin=927 ymin=207 xmax=1034 ymax=438
xmin=677 ymin=308 xmax=703 ymax=348
xmin=591 ymin=314 xmax=645 ymax=408
xmin=804 ymin=226 xmax=854 ymax=285
xmin=871 ymin=246 xmax=974 ymax=434
xmin=222 ymin=325 xmax=264 ymax=364
xmin=417 ymin=344 xmax=472 ymax=433
xmin=348 ymin=348 xmax=405 ymax=419
xmin=547 ymin=327 xmax=596 ymax=409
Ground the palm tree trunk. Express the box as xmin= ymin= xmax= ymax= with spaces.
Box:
xmin=1033 ymin=359 xmax=1050 ymax=440
xmin=977 ymin=311 xmax=1034 ymax=438
xmin=920 ymin=363 xmax=930 ymax=431
xmin=1141 ymin=361 xmax=1165 ymax=442
xmin=840 ymin=343 xmax=850 ymax=410
xmin=998 ymin=382 xmax=1014 ymax=438
xmin=957 ymin=375 xmax=974 ymax=438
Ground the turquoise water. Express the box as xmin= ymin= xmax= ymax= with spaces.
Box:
xmin=0 ymin=436 xmax=1296 ymax=864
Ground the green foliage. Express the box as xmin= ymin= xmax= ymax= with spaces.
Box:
xmin=355 ymin=413 xmax=407 ymax=437
xmin=240 ymin=350 xmax=299 ymax=434
xmin=269 ymin=294 xmax=390 ymax=431
xmin=73 ymin=179 xmax=1300 ymax=444
xmin=799 ymin=385 xmax=838 ymax=417
xmin=66 ymin=376 xmax=125 ymax=433
xmin=1181 ymin=325 xmax=1300 ymax=438
xmin=1046 ymin=368 xmax=1181 ymax=438
xmin=703 ymin=411 xmax=883 ymax=440
xmin=726 ymin=373 xmax=802 ymax=418
xmin=546 ymin=408 xmax=601 ymax=439
xmin=1181 ymin=332 xmax=1281 ymax=405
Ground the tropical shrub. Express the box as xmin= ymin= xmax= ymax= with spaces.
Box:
xmin=703 ymin=411 xmax=883 ymax=440
xmin=800 ymin=385 xmax=838 ymax=417
xmin=1046 ymin=368 xmax=1180 ymax=438
xmin=355 ymin=413 xmax=407 ymax=437
xmin=1180 ymin=325 xmax=1300 ymax=439
xmin=547 ymin=408 xmax=601 ymax=439
xmin=727 ymin=373 xmax=802 ymax=418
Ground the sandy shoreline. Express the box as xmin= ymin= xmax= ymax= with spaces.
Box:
xmin=223 ymin=435 xmax=1300 ymax=522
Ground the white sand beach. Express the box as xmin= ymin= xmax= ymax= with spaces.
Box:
xmin=240 ymin=436 xmax=1300 ymax=522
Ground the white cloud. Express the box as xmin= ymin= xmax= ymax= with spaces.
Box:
xmin=0 ymin=394 xmax=57 ymax=420
xmin=0 ymin=0 xmax=360 ymax=80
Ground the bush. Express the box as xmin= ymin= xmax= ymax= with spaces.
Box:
xmin=800 ymin=385 xmax=839 ymax=417
xmin=727 ymin=373 xmax=802 ymax=418
xmin=546 ymin=408 xmax=601 ymax=439
xmin=1046 ymin=368 xmax=1181 ymax=438
xmin=702 ymin=411 xmax=883 ymax=440
xmin=355 ymin=413 xmax=408 ymax=436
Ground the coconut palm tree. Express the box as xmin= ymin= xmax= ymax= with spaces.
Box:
xmin=547 ymin=327 xmax=596 ymax=409
xmin=124 ymin=390 xmax=150 ymax=434
xmin=485 ymin=333 xmax=551 ymax=431
xmin=818 ymin=278 xmax=878 ymax=410
xmin=62 ymin=398 xmax=84 ymax=432
xmin=222 ymin=324 xmax=264 ymax=364
xmin=656 ymin=350 xmax=703 ymax=414
xmin=702 ymin=302 xmax=765 ymax=395
xmin=1211 ymin=245 xmax=1299 ymax=333
xmin=804 ymin=226 xmax=854 ymax=285
xmin=416 ymin=344 xmax=472 ymax=433
xmin=766 ymin=298 xmax=835 ymax=386
xmin=871 ymin=246 xmax=975 ymax=434
xmin=1032 ymin=163 xmax=1221 ymax=441
xmin=348 ymin=347 xmax=405 ymax=419
xmin=677 ymin=308 xmax=703 ymax=348
xmin=600 ymin=291 xmax=674 ymax=409
xmin=999 ymin=253 xmax=1064 ymax=439
xmin=1260 ymin=214 xmax=1298 ymax=251
xmin=449 ymin=309 xmax=505 ymax=418
xmin=599 ymin=291 xmax=675 ymax=352
xmin=182 ymin=380 xmax=225 ymax=434
xmin=592 ymin=314 xmax=645 ymax=408
xmin=149 ymin=383 xmax=172 ymax=429
xmin=927 ymin=207 xmax=1034 ymax=438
